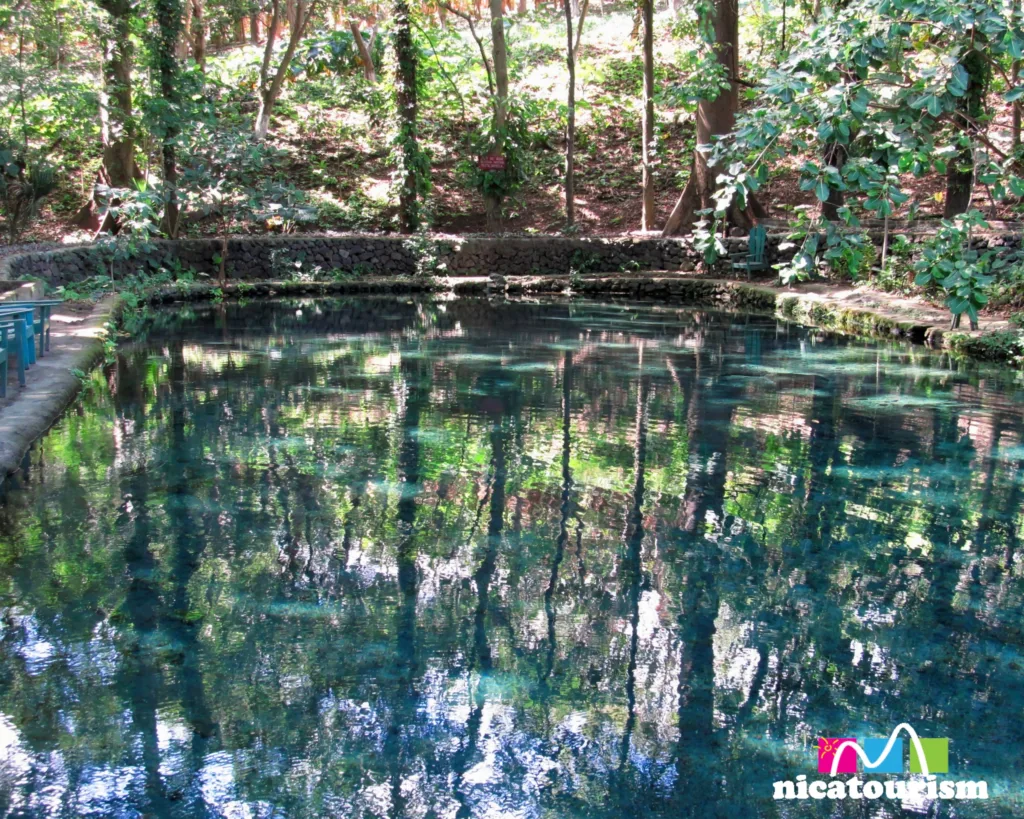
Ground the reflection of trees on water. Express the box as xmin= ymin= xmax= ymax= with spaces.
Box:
xmin=0 ymin=298 xmax=1023 ymax=816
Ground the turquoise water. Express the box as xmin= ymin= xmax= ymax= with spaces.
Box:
xmin=0 ymin=297 xmax=1022 ymax=818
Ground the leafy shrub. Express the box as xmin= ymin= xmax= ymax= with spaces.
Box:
xmin=913 ymin=211 xmax=1017 ymax=329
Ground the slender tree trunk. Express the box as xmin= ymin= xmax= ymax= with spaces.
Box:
xmin=1014 ymin=60 xmax=1022 ymax=152
xmin=518 ymin=0 xmax=527 ymax=13
xmin=250 ymin=10 xmax=261 ymax=42
xmin=255 ymin=0 xmax=282 ymax=138
xmin=640 ymin=0 xmax=655 ymax=230
xmin=563 ymin=0 xmax=575 ymax=227
xmin=572 ymin=0 xmax=588 ymax=60
xmin=154 ymin=0 xmax=184 ymax=236
xmin=393 ymin=0 xmax=420 ymax=231
xmin=256 ymin=0 xmax=316 ymax=139
xmin=484 ymin=0 xmax=509 ymax=230
xmin=779 ymin=0 xmax=786 ymax=58
xmin=663 ymin=0 xmax=762 ymax=234
xmin=179 ymin=0 xmax=193 ymax=57
xmin=191 ymin=0 xmax=206 ymax=70
xmin=1015 ymin=1 xmax=1023 ymax=153
xmin=349 ymin=21 xmax=377 ymax=83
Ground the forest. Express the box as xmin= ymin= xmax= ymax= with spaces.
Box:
xmin=2 ymin=0 xmax=1024 ymax=329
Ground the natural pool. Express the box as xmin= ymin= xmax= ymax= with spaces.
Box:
xmin=0 ymin=296 xmax=1022 ymax=818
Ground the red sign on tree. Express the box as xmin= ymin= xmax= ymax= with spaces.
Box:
xmin=478 ymin=155 xmax=507 ymax=171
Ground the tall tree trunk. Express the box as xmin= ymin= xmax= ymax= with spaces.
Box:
xmin=484 ymin=0 xmax=509 ymax=230
xmin=250 ymin=10 xmax=261 ymax=42
xmin=96 ymin=0 xmax=138 ymax=189
xmin=640 ymin=0 xmax=654 ymax=230
xmin=393 ymin=0 xmax=420 ymax=231
xmin=663 ymin=0 xmax=762 ymax=234
xmin=190 ymin=0 xmax=206 ymax=70
xmin=944 ymin=48 xmax=989 ymax=217
xmin=1015 ymin=1 xmax=1022 ymax=152
xmin=563 ymin=0 xmax=575 ymax=227
xmin=154 ymin=0 xmax=184 ymax=236
xmin=349 ymin=21 xmax=377 ymax=83
xmin=179 ymin=0 xmax=192 ymax=57
xmin=255 ymin=0 xmax=317 ymax=139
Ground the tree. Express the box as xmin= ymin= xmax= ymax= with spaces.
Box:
xmin=152 ymin=0 xmax=184 ymax=236
xmin=185 ymin=0 xmax=206 ymax=69
xmin=944 ymin=48 xmax=989 ymax=217
xmin=639 ymin=0 xmax=653 ymax=230
xmin=484 ymin=0 xmax=509 ymax=229
xmin=255 ymin=0 xmax=320 ymax=139
xmin=662 ymin=0 xmax=763 ymax=235
xmin=562 ymin=0 xmax=575 ymax=227
xmin=96 ymin=0 xmax=139 ymax=188
xmin=349 ymin=20 xmax=377 ymax=84
xmin=392 ymin=0 xmax=421 ymax=231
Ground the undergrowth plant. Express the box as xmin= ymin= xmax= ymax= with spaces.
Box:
xmin=913 ymin=211 xmax=1017 ymax=330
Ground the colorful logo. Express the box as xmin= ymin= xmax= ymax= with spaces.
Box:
xmin=773 ymin=723 xmax=987 ymax=803
xmin=818 ymin=725 xmax=948 ymax=776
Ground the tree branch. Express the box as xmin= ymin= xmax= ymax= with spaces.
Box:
xmin=439 ymin=1 xmax=494 ymax=97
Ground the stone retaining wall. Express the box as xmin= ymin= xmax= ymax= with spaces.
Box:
xmin=0 ymin=234 xmax=792 ymax=286
xmin=5 ymin=229 xmax=1023 ymax=290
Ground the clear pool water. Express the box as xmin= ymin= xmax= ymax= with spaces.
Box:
xmin=0 ymin=297 xmax=1022 ymax=818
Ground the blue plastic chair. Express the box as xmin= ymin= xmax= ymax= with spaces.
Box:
xmin=731 ymin=225 xmax=769 ymax=280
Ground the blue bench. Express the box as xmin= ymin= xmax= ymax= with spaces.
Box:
xmin=0 ymin=300 xmax=62 ymax=357
xmin=0 ymin=300 xmax=65 ymax=396
xmin=0 ymin=320 xmax=27 ymax=393
xmin=0 ymin=307 xmax=37 ymax=368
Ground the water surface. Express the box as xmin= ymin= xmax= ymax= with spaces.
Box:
xmin=0 ymin=297 xmax=1022 ymax=818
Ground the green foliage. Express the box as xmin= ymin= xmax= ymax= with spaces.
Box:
xmin=692 ymin=213 xmax=726 ymax=267
xmin=178 ymin=117 xmax=315 ymax=233
xmin=569 ymin=248 xmax=600 ymax=278
xmin=296 ymin=28 xmax=383 ymax=79
xmin=776 ymin=208 xmax=874 ymax=286
xmin=458 ymin=95 xmax=546 ymax=211
xmin=404 ymin=230 xmax=445 ymax=276
xmin=872 ymin=233 xmax=915 ymax=294
xmin=912 ymin=211 xmax=1015 ymax=328
xmin=947 ymin=328 xmax=1024 ymax=365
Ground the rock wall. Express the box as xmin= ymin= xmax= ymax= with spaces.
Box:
xmin=0 ymin=233 xmax=791 ymax=287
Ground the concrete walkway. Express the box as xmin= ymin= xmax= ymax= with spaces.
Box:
xmin=0 ymin=296 xmax=116 ymax=483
